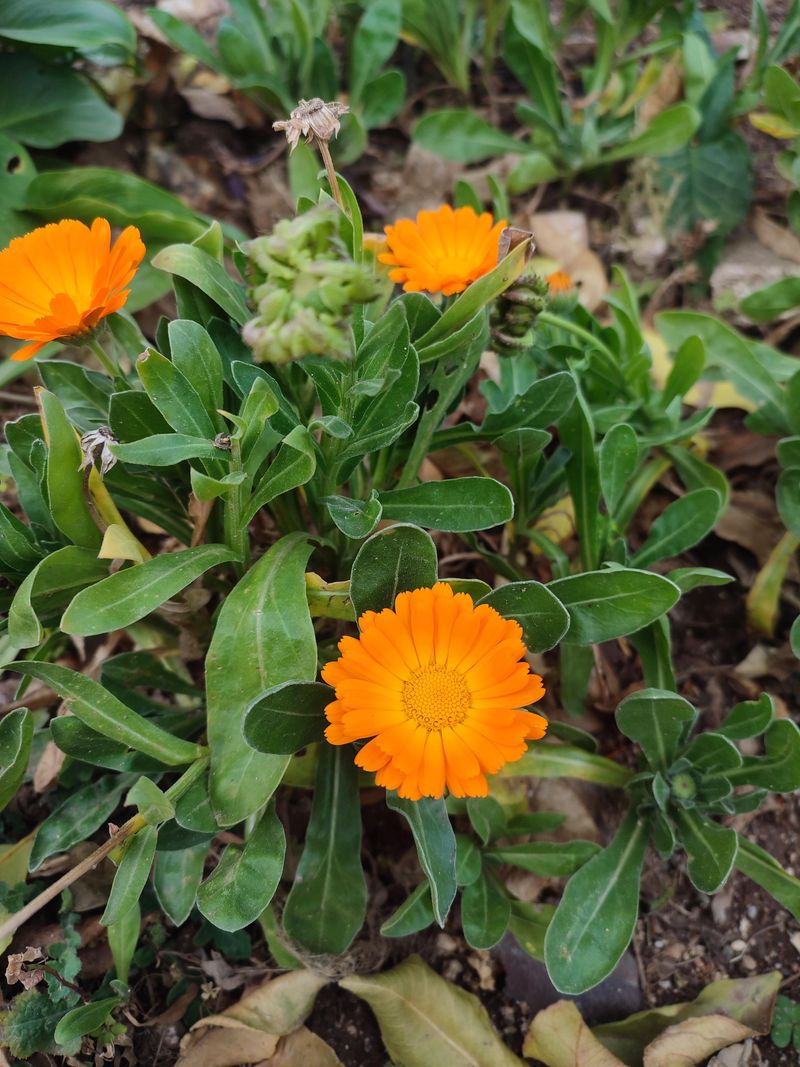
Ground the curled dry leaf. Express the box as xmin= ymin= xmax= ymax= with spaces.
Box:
xmin=341 ymin=955 xmax=523 ymax=1067
xmin=268 ymin=1026 xmax=344 ymax=1066
xmin=176 ymin=970 xmax=328 ymax=1067
xmin=5 ymin=946 xmax=45 ymax=990
xmin=524 ymin=1001 xmax=626 ymax=1067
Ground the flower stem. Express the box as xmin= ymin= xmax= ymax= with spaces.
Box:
xmin=87 ymin=336 xmax=126 ymax=388
xmin=317 ymin=139 xmax=344 ymax=209
xmin=537 ymin=310 xmax=617 ymax=362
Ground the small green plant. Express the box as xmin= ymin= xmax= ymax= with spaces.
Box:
xmin=772 ymin=995 xmax=800 ymax=1053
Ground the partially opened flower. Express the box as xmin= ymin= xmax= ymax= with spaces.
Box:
xmin=322 ymin=582 xmax=546 ymax=800
xmin=379 ymin=204 xmax=507 ymax=296
xmin=0 ymin=218 xmax=145 ymax=361
xmin=547 ymin=269 xmax=574 ymax=293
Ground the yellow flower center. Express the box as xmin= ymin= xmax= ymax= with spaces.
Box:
xmin=402 ymin=665 xmax=471 ymax=731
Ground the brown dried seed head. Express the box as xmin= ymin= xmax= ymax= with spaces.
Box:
xmin=273 ymin=98 xmax=350 ymax=151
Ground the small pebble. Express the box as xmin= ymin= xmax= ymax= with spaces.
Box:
xmin=730 ymin=939 xmax=747 ymax=953
xmin=741 ymin=955 xmax=758 ymax=971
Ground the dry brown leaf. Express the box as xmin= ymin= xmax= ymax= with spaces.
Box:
xmin=643 ymin=1015 xmax=754 ymax=1067
xmin=267 ymin=1026 xmax=344 ymax=1066
xmin=751 ymin=208 xmax=800 ymax=265
xmin=523 ymin=1001 xmax=626 ymax=1066
xmin=180 ymin=88 xmax=247 ymax=128
xmin=640 ymin=60 xmax=682 ymax=126
xmin=177 ymin=1026 xmax=279 ymax=1067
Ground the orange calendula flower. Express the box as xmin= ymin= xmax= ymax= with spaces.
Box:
xmin=322 ymin=582 xmax=546 ymax=800
xmin=0 ymin=218 xmax=145 ymax=361
xmin=547 ymin=269 xmax=574 ymax=293
xmin=379 ymin=204 xmax=507 ymax=296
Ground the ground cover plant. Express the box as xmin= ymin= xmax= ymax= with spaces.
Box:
xmin=0 ymin=2 xmax=799 ymax=1065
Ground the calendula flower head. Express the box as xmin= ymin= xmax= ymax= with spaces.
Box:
xmin=273 ymin=98 xmax=350 ymax=152
xmin=379 ymin=204 xmax=507 ymax=296
xmin=322 ymin=582 xmax=547 ymax=800
xmin=0 ymin=218 xmax=145 ymax=361
xmin=490 ymin=269 xmax=550 ymax=357
xmin=547 ymin=270 xmax=574 ymax=293
xmin=242 ymin=203 xmax=381 ymax=364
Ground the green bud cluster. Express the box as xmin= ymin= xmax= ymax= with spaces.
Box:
xmin=490 ymin=269 xmax=550 ymax=357
xmin=242 ymin=204 xmax=382 ymax=364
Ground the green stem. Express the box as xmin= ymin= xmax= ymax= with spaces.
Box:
xmin=87 ymin=336 xmax=126 ymax=389
xmin=165 ymin=753 xmax=210 ymax=805
xmin=538 ymin=310 xmax=617 ymax=363
xmin=224 ymin=437 xmax=250 ymax=572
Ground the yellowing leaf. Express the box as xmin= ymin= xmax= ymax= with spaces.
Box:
xmin=0 ymin=831 xmax=35 ymax=953
xmin=98 ymin=523 xmax=151 ymax=563
xmin=746 ymin=532 xmax=800 ymax=637
xmin=531 ymin=494 xmax=575 ymax=554
xmin=269 ymin=1027 xmax=343 ymax=1066
xmin=749 ymin=112 xmax=800 ymax=139
xmin=523 ymin=1001 xmax=625 ymax=1067
xmin=646 ymin=329 xmax=756 ymax=412
xmin=341 ymin=955 xmax=523 ymax=1067
xmin=643 ymin=1015 xmax=754 ymax=1067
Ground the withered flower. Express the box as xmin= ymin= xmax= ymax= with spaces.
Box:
xmin=80 ymin=426 xmax=118 ymax=476
xmin=6 ymin=946 xmax=45 ymax=989
xmin=273 ymin=98 xmax=349 ymax=152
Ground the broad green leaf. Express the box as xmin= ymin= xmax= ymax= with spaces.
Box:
xmin=101 ymin=825 xmax=158 ymax=926
xmin=244 ymin=681 xmax=331 ymax=755
xmin=283 ymin=746 xmax=367 ymax=954
xmin=380 ymin=882 xmax=436 ymax=937
xmin=615 ymin=689 xmax=697 ymax=772
xmin=244 ymin=426 xmax=316 ymax=522
xmin=466 ymin=796 xmax=506 ymax=845
xmin=136 ymin=349 xmax=218 ymax=442
xmin=152 ymin=244 xmax=249 ymax=325
xmin=412 ymin=109 xmax=521 ymax=164
xmin=167 ymin=319 xmax=224 ymax=416
xmin=173 ymin=770 xmax=216 ymax=833
xmin=379 ymin=478 xmax=513 ymax=532
xmin=683 ymin=732 xmax=742 ymax=774
xmin=477 ymin=581 xmax=569 ymax=653
xmin=0 ymin=0 xmax=134 ymax=51
xmin=502 ymin=744 xmax=632 ymax=787
xmin=663 ymin=335 xmax=705 ymax=407
xmin=549 ymin=569 xmax=681 ymax=645
xmin=5 ymin=662 xmax=201 ymax=767
xmin=674 ymin=809 xmax=737 ymax=894
xmin=0 ymin=55 xmax=121 ymax=149
xmin=61 ymin=545 xmax=235 ymax=635
xmin=39 ymin=389 xmax=101 ymax=549
xmin=111 ymin=434 xmax=226 ymax=466
xmin=387 ymin=794 xmax=457 ymax=927
xmin=735 ymin=836 xmax=800 ymax=921
xmin=599 ymin=424 xmax=639 ymax=521
xmin=7 ymin=547 xmax=107 ymax=648
xmin=0 ymin=709 xmax=33 ymax=812
xmin=342 ymin=955 xmax=523 ymax=1066
xmin=484 ymin=840 xmax=600 ymax=877
xmin=718 ymin=693 xmax=774 ymax=740
xmin=54 ymin=998 xmax=122 ymax=1048
xmin=667 ymin=566 xmax=734 ymax=593
xmin=455 ymin=834 xmax=482 ymax=885
xmin=461 ymin=866 xmax=511 ymax=950
xmin=324 ymin=492 xmax=383 ymax=539
xmin=544 ymin=810 xmax=649 ymax=995
xmin=631 ymin=488 xmax=722 ymax=567
xmin=30 ymin=774 xmax=133 ymax=871
xmin=107 ymin=901 xmax=140 ymax=985
xmin=508 ymin=899 xmax=554 ymax=960
xmin=197 ymin=803 xmax=285 ymax=931
xmin=349 ymin=0 xmax=401 ymax=104
xmin=662 ymin=132 xmax=753 ymax=236
xmin=727 ymin=719 xmax=800 ymax=792
xmin=207 ymin=535 xmax=315 ymax=825
xmin=741 ymin=276 xmax=800 ymax=321
xmin=50 ymin=718 xmax=168 ymax=774
xmin=350 ymin=523 xmax=437 ymax=617
xmin=603 ymin=103 xmax=699 ymax=163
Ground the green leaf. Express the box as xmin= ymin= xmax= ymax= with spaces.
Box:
xmin=0 ymin=55 xmax=121 ymax=149
xmin=778 ymin=468 xmax=800 ymax=535
xmin=674 ymin=809 xmax=737 ymax=894
xmin=8 ymin=547 xmax=107 ymax=648
xmin=207 ymin=534 xmax=316 ymax=826
xmin=461 ymin=866 xmax=510 ymax=949
xmin=283 ymin=745 xmax=367 ymax=954
xmin=5 ymin=662 xmax=201 ymax=767
xmin=726 ymin=719 xmax=800 ymax=792
xmin=501 ymin=744 xmax=632 ymax=787
xmin=477 ymin=581 xmax=570 ymax=653
xmin=126 ymin=777 xmax=174 ymax=825
xmin=381 ymin=882 xmax=436 ymax=937
xmin=544 ymin=810 xmax=649 ymax=995
xmin=599 ymin=424 xmax=639 ymax=521
xmin=412 ymin=109 xmax=521 ymax=164
xmin=379 ymin=478 xmax=513 ymax=532
xmin=54 ymin=997 xmax=121 ymax=1048
xmin=0 ymin=0 xmax=134 ymax=51
xmin=106 ymin=901 xmax=140 ymax=985
xmin=101 ymin=825 xmax=157 ymax=926
xmin=466 ymin=796 xmax=507 ymax=845
xmin=663 ymin=335 xmax=705 ymax=406
xmin=324 ymin=492 xmax=383 ymax=539
xmin=667 ymin=566 xmax=734 ymax=593
xmin=154 ymin=842 xmax=209 ymax=926
xmin=361 ymin=68 xmax=406 ymax=128
xmin=39 ymin=390 xmax=101 ymax=549
xmin=197 ymin=802 xmax=285 ymax=931
xmin=341 ymin=955 xmax=523 ymax=1067
xmin=61 ymin=545 xmax=236 ymax=635
xmin=29 ymin=774 xmax=132 ymax=871
xmin=718 ymin=693 xmax=774 ymax=740
xmin=167 ymin=319 xmax=224 ymax=416
xmin=484 ymin=840 xmax=600 ymax=877
xmin=455 ymin=834 xmax=482 ymax=886
xmin=136 ymin=348 xmax=218 ymax=442
xmin=0 ymin=134 xmax=35 ymax=248
xmin=549 ymin=569 xmax=681 ymax=645
xmin=683 ymin=732 xmax=742 ymax=774
xmin=152 ymin=244 xmax=249 ymax=325
xmin=386 ymin=795 xmax=457 ymax=928
xmin=508 ymin=899 xmax=554 ymax=960
xmin=0 ymin=709 xmax=33 ymax=812
xmin=244 ymin=426 xmax=316 ymax=522
xmin=662 ymin=133 xmax=754 ymax=236
xmin=741 ymin=276 xmax=800 ymax=321
xmin=349 ymin=0 xmax=401 ymax=104
xmin=350 ymin=523 xmax=438 ymax=617
xmin=111 ymin=433 xmax=226 ymax=466
xmin=735 ymin=835 xmax=800 ymax=921
xmin=603 ymin=103 xmax=699 ymax=163
xmin=631 ymin=488 xmax=722 ymax=567
xmin=244 ymin=681 xmax=331 ymax=755
xmin=615 ymin=689 xmax=697 ymax=772
xmin=560 ymin=386 xmax=601 ymax=571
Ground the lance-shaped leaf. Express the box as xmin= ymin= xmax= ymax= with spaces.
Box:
xmin=717 ymin=693 xmax=774 ymax=740
xmin=136 ymin=348 xmax=218 ymax=442
xmin=61 ymin=544 xmax=237 ymax=635
xmin=244 ymin=681 xmax=331 ymax=755
xmin=599 ymin=423 xmax=639 ymax=522
xmin=8 ymin=546 xmax=108 ymax=648
xmin=197 ymin=802 xmax=286 ymax=932
xmin=6 ymin=662 xmax=201 ymax=767
xmin=484 ymin=840 xmax=600 ymax=877
xmin=461 ymin=864 xmax=511 ymax=950
xmin=378 ymin=478 xmax=513 ymax=533
xmin=206 ymin=534 xmax=316 ymax=826
xmin=101 ymin=825 xmax=158 ymax=926
xmin=615 ymin=689 xmax=697 ymax=773
xmin=544 ymin=810 xmax=649 ymax=995
xmin=39 ymin=388 xmax=101 ymax=549
xmin=735 ymin=836 xmax=800 ymax=921
xmin=54 ymin=998 xmax=123 ymax=1050
xmin=152 ymin=243 xmax=249 ymax=324
xmin=0 ymin=709 xmax=33 ymax=812
xmin=381 ymin=882 xmax=436 ymax=938
xmin=29 ymin=774 xmax=134 ymax=871
xmin=549 ymin=569 xmax=680 ymax=645
xmin=501 ymin=743 xmax=632 ymax=787
xmin=674 ymin=808 xmax=737 ymax=894
xmin=477 ymin=581 xmax=570 ymax=653
xmin=726 ymin=719 xmax=800 ymax=792
xmin=154 ymin=841 xmax=209 ymax=926
xmin=387 ymin=794 xmax=457 ymax=927
xmin=111 ymin=434 xmax=226 ymax=466
xmin=244 ymin=426 xmax=316 ymax=523
xmin=350 ymin=523 xmax=437 ymax=617
xmin=283 ymin=745 xmax=367 ymax=954
xmin=631 ymin=487 xmax=722 ymax=568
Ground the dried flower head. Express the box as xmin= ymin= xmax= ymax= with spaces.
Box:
xmin=322 ymin=582 xmax=547 ymax=799
xmin=80 ymin=426 xmax=118 ymax=476
xmin=273 ymin=98 xmax=350 ymax=152
xmin=6 ymin=946 xmax=45 ymax=989
xmin=0 ymin=218 xmax=145 ymax=361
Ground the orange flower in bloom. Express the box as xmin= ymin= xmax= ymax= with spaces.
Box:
xmin=379 ymin=204 xmax=507 ymax=296
xmin=322 ymin=583 xmax=546 ymax=800
xmin=547 ymin=269 xmax=574 ymax=293
xmin=0 ymin=218 xmax=145 ymax=361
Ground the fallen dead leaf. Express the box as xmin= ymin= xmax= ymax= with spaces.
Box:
xmin=523 ymin=1001 xmax=625 ymax=1066
xmin=752 ymin=208 xmax=800 ymax=265
xmin=643 ymin=1015 xmax=754 ymax=1067
xmin=266 ymin=1026 xmax=344 ymax=1066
